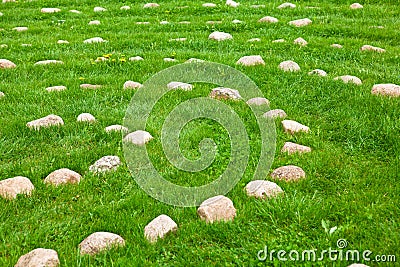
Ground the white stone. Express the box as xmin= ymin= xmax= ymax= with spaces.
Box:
xmin=226 ymin=0 xmax=239 ymax=7
xmin=279 ymin=60 xmax=300 ymax=72
xmin=0 ymin=92 xmax=4 ymax=98
xmin=69 ymin=10 xmax=81 ymax=14
xmin=27 ymin=115 xmax=64 ymax=130
xmin=120 ymin=5 xmax=130 ymax=10
xmin=334 ymin=75 xmax=362 ymax=85
xmin=83 ymin=37 xmax=107 ymax=44
xmin=197 ymin=195 xmax=236 ymax=223
xmin=0 ymin=44 xmax=8 ymax=48
xmin=210 ymin=87 xmax=242 ymax=100
xmin=77 ymin=113 xmax=96 ymax=123
xmin=236 ymin=55 xmax=265 ymax=66
xmin=289 ymin=18 xmax=312 ymax=27
xmin=13 ymin=27 xmax=28 ymax=32
xmin=169 ymin=38 xmax=187 ymax=42
xmin=89 ymin=156 xmax=121 ymax=173
xmin=331 ymin=44 xmax=343 ymax=49
xmin=248 ymin=38 xmax=261 ymax=42
xmin=167 ymin=82 xmax=193 ymax=91
xmin=144 ymin=3 xmax=160 ymax=8
xmin=179 ymin=21 xmax=191 ymax=24
xmin=44 ymin=168 xmax=81 ymax=186
xmin=15 ymin=248 xmax=59 ymax=267
xmin=258 ymin=16 xmax=278 ymax=23
xmin=282 ymin=120 xmax=309 ymax=134
xmin=203 ymin=3 xmax=216 ymax=7
xmin=186 ymin=58 xmax=204 ymax=63
xmin=272 ymin=39 xmax=286 ymax=43
xmin=46 ymin=85 xmax=66 ymax=92
xmin=129 ymin=56 xmax=143 ymax=62
xmin=95 ymin=57 xmax=108 ymax=62
xmin=0 ymin=12 xmax=3 ymax=16
xmin=209 ymin=31 xmax=233 ymax=41
xmin=281 ymin=142 xmax=311 ymax=154
xmin=93 ymin=7 xmax=106 ymax=12
xmin=277 ymin=2 xmax=296 ymax=9
xmin=251 ymin=4 xmax=265 ymax=8
xmin=308 ymin=69 xmax=327 ymax=76
xmin=294 ymin=37 xmax=307 ymax=46
xmin=360 ymin=45 xmax=385 ymax=53
xmin=164 ymin=58 xmax=177 ymax=62
xmin=246 ymin=97 xmax=270 ymax=106
xmin=124 ymin=130 xmax=153 ymax=146
xmin=160 ymin=21 xmax=169 ymax=24
xmin=371 ymin=84 xmax=400 ymax=97
xmin=0 ymin=59 xmax=16 ymax=69
xmin=245 ymin=180 xmax=283 ymax=199
xmin=79 ymin=232 xmax=125 ymax=255
xmin=0 ymin=176 xmax=34 ymax=200
xmin=271 ymin=165 xmax=306 ymax=182
xmin=136 ymin=22 xmax=150 ymax=25
xmin=263 ymin=109 xmax=287 ymax=119
xmin=57 ymin=40 xmax=69 ymax=44
xmin=232 ymin=19 xmax=242 ymax=24
xmin=88 ymin=20 xmax=100 ymax=25
xmin=21 ymin=44 xmax=32 ymax=47
xmin=105 ymin=125 xmax=129 ymax=133
xmin=34 ymin=60 xmax=64 ymax=66
xmin=206 ymin=21 xmax=222 ymax=25
xmin=350 ymin=3 xmax=363 ymax=9
xmin=41 ymin=8 xmax=61 ymax=13
xmin=123 ymin=81 xmax=142 ymax=89
xmin=144 ymin=215 xmax=178 ymax=243
xmin=80 ymin=84 xmax=101 ymax=89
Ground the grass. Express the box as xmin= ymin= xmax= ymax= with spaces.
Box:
xmin=0 ymin=0 xmax=399 ymax=266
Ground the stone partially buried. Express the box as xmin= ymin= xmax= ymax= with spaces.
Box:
xmin=26 ymin=114 xmax=64 ymax=130
xmin=79 ymin=232 xmax=125 ymax=255
xmin=270 ymin=165 xmax=306 ymax=182
xmin=15 ymin=248 xmax=59 ymax=267
xmin=144 ymin=214 xmax=178 ymax=243
xmin=89 ymin=156 xmax=121 ymax=173
xmin=44 ymin=168 xmax=81 ymax=186
xmin=0 ymin=176 xmax=34 ymax=200
xmin=245 ymin=180 xmax=283 ymax=199
xmin=197 ymin=195 xmax=236 ymax=223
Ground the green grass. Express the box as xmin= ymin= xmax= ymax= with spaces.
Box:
xmin=0 ymin=0 xmax=399 ymax=266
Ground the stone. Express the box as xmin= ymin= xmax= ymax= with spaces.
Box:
xmin=294 ymin=37 xmax=308 ymax=46
xmin=186 ymin=58 xmax=204 ymax=63
xmin=13 ymin=27 xmax=28 ymax=32
xmin=226 ymin=0 xmax=239 ymax=7
xmin=272 ymin=39 xmax=286 ymax=43
xmin=360 ymin=45 xmax=385 ymax=53
xmin=334 ymin=75 xmax=362 ymax=85
xmin=347 ymin=264 xmax=370 ymax=267
xmin=79 ymin=232 xmax=125 ymax=256
xmin=2 ymin=0 xmax=15 ymax=2
xmin=144 ymin=215 xmax=178 ymax=243
xmin=27 ymin=115 xmax=64 ymax=130
xmin=232 ymin=19 xmax=242 ymax=24
xmin=263 ymin=109 xmax=287 ymax=119
xmin=331 ymin=43 xmax=343 ymax=49
xmin=83 ymin=37 xmax=107 ymax=44
xmin=95 ymin=57 xmax=108 ymax=62
xmin=0 ymin=59 xmax=16 ymax=69
xmin=246 ymin=97 xmax=270 ymax=106
xmin=80 ymin=84 xmax=101 ymax=89
xmin=209 ymin=31 xmax=233 ymax=41
xmin=258 ymin=16 xmax=278 ymax=23
xmin=206 ymin=21 xmax=222 ymax=25
xmin=88 ymin=20 xmax=100 ymax=25
xmin=282 ymin=120 xmax=309 ymax=134
xmin=89 ymin=156 xmax=121 ymax=173
xmin=371 ymin=84 xmax=400 ymax=97
xmin=136 ymin=22 xmax=150 ymax=25
xmin=308 ymin=69 xmax=327 ymax=76
xmin=123 ymin=81 xmax=142 ymax=89
xmin=159 ymin=21 xmax=169 ymax=24
xmin=77 ymin=113 xmax=96 ymax=123
xmin=144 ymin=3 xmax=160 ymax=8
xmin=0 ymin=12 xmax=2 ymax=16
xmin=289 ymin=18 xmax=312 ymax=27
xmin=124 ymin=130 xmax=153 ymax=146
xmin=0 ymin=44 xmax=8 ymax=48
xmin=164 ymin=58 xmax=177 ymax=62
xmin=46 ymin=85 xmax=66 ymax=92
xmin=167 ymin=82 xmax=193 ymax=91
xmin=169 ymin=38 xmax=187 ymax=42
xmin=277 ymin=2 xmax=296 ymax=9
xmin=105 ymin=125 xmax=128 ymax=133
xmin=197 ymin=195 xmax=236 ymax=223
xmin=248 ymin=38 xmax=261 ymax=42
xmin=69 ymin=10 xmax=81 ymax=14
xmin=202 ymin=3 xmax=216 ymax=7
xmin=0 ymin=92 xmax=4 ymax=98
xmin=0 ymin=177 xmax=34 ymax=200
xmin=350 ymin=3 xmax=363 ymax=9
xmin=251 ymin=4 xmax=265 ymax=8
xmin=179 ymin=21 xmax=191 ymax=24
xmin=281 ymin=142 xmax=311 ymax=154
xmin=279 ymin=60 xmax=300 ymax=72
xmin=41 ymin=8 xmax=61 ymax=13
xmin=34 ymin=60 xmax=63 ymax=66
xmin=210 ymin=87 xmax=242 ymax=100
xmin=14 ymin=248 xmax=59 ymax=267
xmin=57 ymin=40 xmax=69 ymax=44
xmin=236 ymin=55 xmax=265 ymax=66
xmin=21 ymin=44 xmax=32 ymax=47
xmin=44 ymin=168 xmax=81 ymax=186
xmin=129 ymin=56 xmax=144 ymax=61
xmin=120 ymin=5 xmax=130 ymax=10
xmin=271 ymin=165 xmax=305 ymax=182
xmin=93 ymin=7 xmax=106 ymax=12
xmin=245 ymin=180 xmax=283 ymax=199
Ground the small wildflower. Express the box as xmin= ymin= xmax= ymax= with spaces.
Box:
xmin=79 ymin=77 xmax=85 ymax=80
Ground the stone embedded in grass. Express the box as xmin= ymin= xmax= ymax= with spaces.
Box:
xmin=13 ymin=27 xmax=28 ymax=32
xmin=144 ymin=3 xmax=160 ymax=8
xmin=236 ymin=55 xmax=265 ymax=66
xmin=144 ymin=214 xmax=178 ymax=243
xmin=279 ymin=60 xmax=300 ymax=72
xmin=186 ymin=58 xmax=204 ymax=63
xmin=289 ymin=18 xmax=312 ymax=27
xmin=93 ymin=6 xmax=106 ymax=12
xmin=159 ymin=20 xmax=169 ymax=24
xmin=44 ymin=168 xmax=81 ymax=186
xmin=88 ymin=20 xmax=100 ymax=25
xmin=129 ymin=56 xmax=144 ymax=61
xmin=0 ymin=176 xmax=34 ymax=200
xmin=294 ymin=37 xmax=307 ymax=46
xmin=21 ymin=44 xmax=32 ymax=47
xmin=46 ymin=85 xmax=66 ymax=92
xmin=245 ymin=180 xmax=284 ymax=199
xmin=226 ymin=0 xmax=239 ymax=7
xmin=347 ymin=264 xmax=370 ymax=267
xmin=331 ymin=43 xmax=343 ymax=49
xmin=0 ymin=44 xmax=6 ymax=48
xmin=89 ymin=156 xmax=121 ymax=173
xmin=83 ymin=37 xmax=107 ymax=44
xmin=169 ymin=37 xmax=187 ymax=42
xmin=167 ymin=81 xmax=193 ymax=91
xmin=41 ymin=8 xmax=61 ymax=13
xmin=350 ymin=3 xmax=363 ymax=9
xmin=282 ymin=120 xmax=309 ymax=134
xmin=77 ymin=113 xmax=96 ymax=123
xmin=272 ymin=39 xmax=286 ymax=43
xmin=210 ymin=87 xmax=242 ymax=100
xmin=179 ymin=21 xmax=191 ymax=24
xmin=80 ymin=84 xmax=101 ymax=89
xmin=0 ymin=92 xmax=4 ymax=98
xmin=136 ymin=21 xmax=150 ymax=25
xmin=258 ymin=16 xmax=278 ymax=23
xmin=2 ymin=0 xmax=15 ymax=3
xmin=207 ymin=21 xmax=222 ymax=25
xmin=277 ymin=2 xmax=296 ymax=9
xmin=203 ymin=3 xmax=216 ymax=7
xmin=34 ymin=60 xmax=64 ymax=66
xmin=105 ymin=125 xmax=128 ymax=133
xmin=123 ymin=81 xmax=143 ymax=89
xmin=0 ymin=59 xmax=16 ymax=69
xmin=69 ymin=10 xmax=81 ymax=14
xmin=57 ymin=40 xmax=69 ymax=44
xmin=371 ymin=84 xmax=400 ymax=97
xmin=232 ymin=19 xmax=242 ymax=23
xmin=246 ymin=97 xmax=270 ymax=106
xmin=14 ymin=248 xmax=59 ymax=267
xmin=27 ymin=114 xmax=64 ymax=130
xmin=209 ymin=31 xmax=233 ymax=41
xmin=308 ymin=69 xmax=327 ymax=76
xmin=124 ymin=130 xmax=153 ymax=146
xmin=79 ymin=232 xmax=125 ymax=256
xmin=163 ymin=58 xmax=177 ymax=62
xmin=334 ymin=75 xmax=362 ymax=85
xmin=271 ymin=165 xmax=305 ymax=182
xmin=281 ymin=142 xmax=311 ymax=154
xmin=197 ymin=195 xmax=236 ymax=223
xmin=360 ymin=45 xmax=385 ymax=53
xmin=248 ymin=38 xmax=261 ymax=42
xmin=95 ymin=57 xmax=108 ymax=62
xmin=251 ymin=4 xmax=265 ymax=8
xmin=120 ymin=5 xmax=130 ymax=10
xmin=263 ymin=109 xmax=287 ymax=119
xmin=0 ymin=12 xmax=2 ymax=16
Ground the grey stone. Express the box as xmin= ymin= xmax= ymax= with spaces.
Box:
xmin=197 ymin=195 xmax=236 ymax=223
xmin=77 ymin=113 xmax=96 ymax=123
xmin=289 ymin=18 xmax=312 ymax=27
xmin=271 ymin=165 xmax=305 ymax=182
xmin=0 ymin=176 xmax=34 ymax=200
xmin=245 ymin=180 xmax=283 ymax=199
xmin=236 ymin=55 xmax=265 ymax=66
xmin=15 ymin=248 xmax=59 ymax=267
xmin=334 ymin=75 xmax=362 ymax=85
xmin=89 ymin=156 xmax=121 ymax=173
xmin=279 ymin=60 xmax=300 ymax=72
xmin=46 ymin=86 xmax=66 ymax=92
xmin=209 ymin=31 xmax=233 ymax=41
xmin=0 ymin=59 xmax=16 ymax=69
xmin=44 ymin=168 xmax=81 ymax=186
xmin=210 ymin=87 xmax=242 ymax=100
xmin=27 ymin=115 xmax=64 ymax=130
xmin=246 ymin=97 xmax=270 ymax=106
xmin=281 ymin=142 xmax=311 ymax=154
xmin=263 ymin=109 xmax=287 ymax=119
xmin=167 ymin=82 xmax=193 ymax=91
xmin=124 ymin=130 xmax=153 ymax=146
xmin=79 ymin=232 xmax=125 ymax=255
xmin=282 ymin=120 xmax=309 ymax=134
xmin=144 ymin=214 xmax=178 ymax=243
xmin=105 ymin=125 xmax=129 ymax=133
xmin=371 ymin=84 xmax=400 ymax=97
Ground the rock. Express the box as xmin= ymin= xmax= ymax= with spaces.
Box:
xmin=282 ymin=120 xmax=309 ymax=134
xmin=93 ymin=7 xmax=106 ymax=12
xmin=263 ymin=109 xmax=287 ymax=119
xmin=89 ymin=156 xmax=121 ymax=173
xmin=202 ymin=3 xmax=216 ymax=7
xmin=69 ymin=10 xmax=81 ymax=14
xmin=163 ymin=58 xmax=177 ymax=62
xmin=210 ymin=87 xmax=242 ymax=100
xmin=88 ymin=20 xmax=100 ymax=25
xmin=27 ymin=115 xmax=64 ymax=130
xmin=79 ymin=232 xmax=125 ymax=256
xmin=370 ymin=25 xmax=384 ymax=29
xmin=281 ymin=142 xmax=311 ymax=154
xmin=236 ymin=55 xmax=265 ymax=66
xmin=0 ymin=92 xmax=4 ymax=98
xmin=179 ymin=21 xmax=191 ymax=24
xmin=41 ymin=8 xmax=61 ymax=13
xmin=77 ymin=113 xmax=96 ymax=123
xmin=144 ymin=214 xmax=178 ymax=243
xmin=21 ymin=44 xmax=32 ymax=47
xmin=169 ymin=37 xmax=187 ymax=42
xmin=246 ymin=97 xmax=270 ymax=106
xmin=0 ymin=12 xmax=3 ymax=16
xmin=248 ymin=38 xmax=261 ymax=42
xmin=245 ymin=180 xmax=283 ymax=199
xmin=347 ymin=264 xmax=370 ymax=267
xmin=0 ymin=44 xmax=8 ymax=48
xmin=258 ymin=16 xmax=278 ymax=23
xmin=371 ymin=84 xmax=400 ymax=97
xmin=34 ymin=60 xmax=64 ymax=66
xmin=308 ymin=69 xmax=327 ymax=76
xmin=272 ymin=39 xmax=286 ymax=43
xmin=46 ymin=85 xmax=66 ymax=92
xmin=186 ymin=58 xmax=204 ymax=63
xmin=0 ymin=176 xmax=34 ymax=200
xmin=57 ymin=40 xmax=69 ymax=44
xmin=14 ymin=248 xmax=59 ymax=267
xmin=197 ymin=195 xmax=236 ymax=223
xmin=360 ymin=45 xmax=385 ymax=53
xmin=271 ymin=165 xmax=305 ymax=182
xmin=277 ymin=2 xmax=296 ymax=9
xmin=13 ymin=27 xmax=28 ymax=32
xmin=232 ymin=19 xmax=242 ymax=24
xmin=123 ymin=130 xmax=153 ymax=146
xmin=95 ymin=57 xmax=108 ymax=62
xmin=129 ymin=56 xmax=143 ymax=61
xmin=144 ymin=3 xmax=160 ymax=8
xmin=226 ymin=0 xmax=239 ymax=7
xmin=120 ymin=5 xmax=130 ymax=10
xmin=0 ymin=59 xmax=16 ymax=69
xmin=294 ymin=37 xmax=307 ymax=46
xmin=167 ymin=82 xmax=193 ymax=91
xmin=251 ymin=4 xmax=265 ymax=8
xmin=350 ymin=3 xmax=363 ymax=9
xmin=105 ymin=125 xmax=128 ymax=133
xmin=2 ymin=0 xmax=15 ymax=2
xmin=207 ymin=21 xmax=222 ymax=25
xmin=209 ymin=31 xmax=233 ymax=41
xmin=159 ymin=21 xmax=169 ymax=24
xmin=289 ymin=18 xmax=312 ymax=27
xmin=136 ymin=22 xmax=150 ymax=25
xmin=331 ymin=43 xmax=343 ymax=48
xmin=123 ymin=81 xmax=142 ymax=89
xmin=44 ymin=168 xmax=81 ymax=186
xmin=334 ymin=75 xmax=362 ymax=85
xmin=80 ymin=84 xmax=101 ymax=89
xmin=83 ymin=37 xmax=107 ymax=44
xmin=279 ymin=60 xmax=300 ymax=72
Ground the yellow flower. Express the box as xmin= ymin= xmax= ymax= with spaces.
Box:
xmin=79 ymin=77 xmax=85 ymax=80
xmin=119 ymin=58 xmax=126 ymax=62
